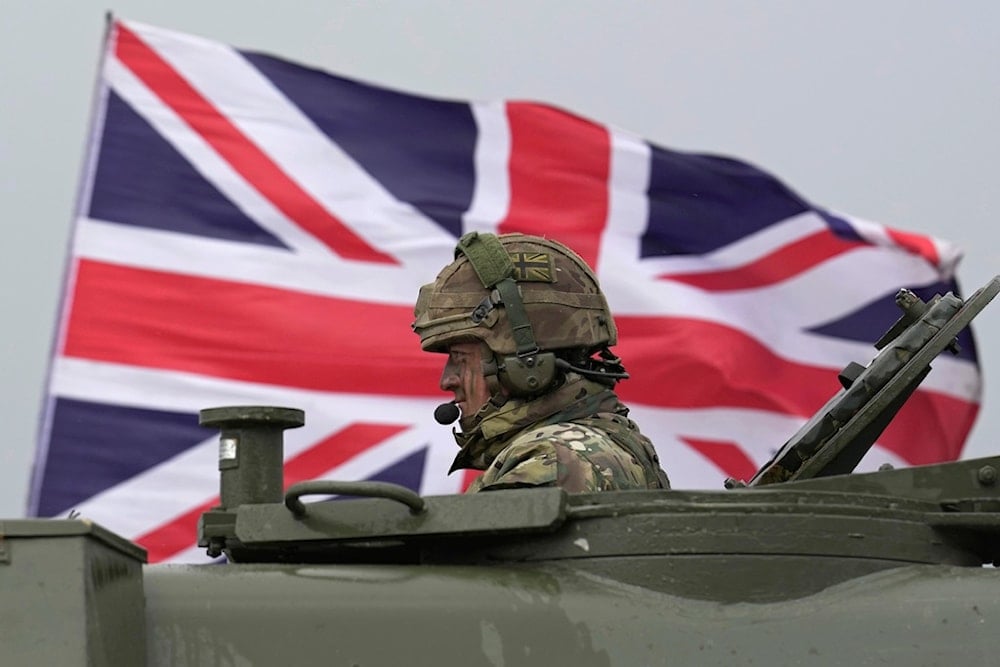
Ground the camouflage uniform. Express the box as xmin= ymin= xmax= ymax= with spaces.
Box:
xmin=452 ymin=374 xmax=669 ymax=492
xmin=414 ymin=231 xmax=670 ymax=493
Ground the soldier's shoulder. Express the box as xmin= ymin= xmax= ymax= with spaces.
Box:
xmin=471 ymin=422 xmax=614 ymax=492
xmin=471 ymin=431 xmax=560 ymax=491
xmin=508 ymin=421 xmax=617 ymax=454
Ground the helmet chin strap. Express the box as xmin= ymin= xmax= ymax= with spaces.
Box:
xmin=479 ymin=344 xmax=508 ymax=408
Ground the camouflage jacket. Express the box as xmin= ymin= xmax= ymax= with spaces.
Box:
xmin=449 ymin=374 xmax=670 ymax=493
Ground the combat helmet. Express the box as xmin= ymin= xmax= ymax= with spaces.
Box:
xmin=413 ymin=232 xmax=625 ymax=396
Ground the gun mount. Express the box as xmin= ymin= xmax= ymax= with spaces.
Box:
xmin=745 ymin=275 xmax=1000 ymax=486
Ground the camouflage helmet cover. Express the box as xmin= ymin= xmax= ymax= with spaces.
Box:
xmin=413 ymin=233 xmax=617 ymax=355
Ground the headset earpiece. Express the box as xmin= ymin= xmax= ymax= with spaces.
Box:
xmin=498 ymin=351 xmax=558 ymax=396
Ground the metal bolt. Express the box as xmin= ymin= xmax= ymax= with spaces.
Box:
xmin=977 ymin=465 xmax=997 ymax=487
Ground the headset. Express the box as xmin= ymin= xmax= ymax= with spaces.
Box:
xmin=456 ymin=232 xmax=559 ymax=397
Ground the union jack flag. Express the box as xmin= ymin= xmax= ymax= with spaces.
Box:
xmin=30 ymin=19 xmax=981 ymax=563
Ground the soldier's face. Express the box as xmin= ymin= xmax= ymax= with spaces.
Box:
xmin=440 ymin=341 xmax=492 ymax=422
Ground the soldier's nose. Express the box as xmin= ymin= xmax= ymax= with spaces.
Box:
xmin=440 ymin=360 xmax=460 ymax=392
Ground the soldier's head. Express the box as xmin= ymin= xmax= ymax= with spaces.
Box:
xmin=413 ymin=232 xmax=626 ymax=428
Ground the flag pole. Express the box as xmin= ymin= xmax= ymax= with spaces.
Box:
xmin=27 ymin=13 xmax=119 ymax=516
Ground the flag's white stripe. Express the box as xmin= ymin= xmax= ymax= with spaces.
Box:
xmin=75 ymin=217 xmax=451 ymax=305
xmin=51 ymin=359 xmax=460 ymax=492
xmin=638 ymin=208 xmax=961 ymax=281
xmin=51 ymin=358 xmax=451 ymax=435
xmin=928 ymin=238 xmax=962 ymax=277
xmin=840 ymin=211 xmax=962 ymax=278
xmin=690 ymin=246 xmax=935 ymax=335
xmin=630 ymin=211 xmax=830 ymax=278
xmin=625 ymin=246 xmax=928 ymax=336
xmin=52 ymin=355 xmax=306 ymax=415
xmin=599 ymin=127 xmax=650 ymax=275
xmin=463 ymin=100 xmax=511 ymax=235
xmin=603 ymin=214 xmax=940 ymax=321
xmin=126 ymin=20 xmax=454 ymax=265
xmin=104 ymin=57 xmax=331 ymax=259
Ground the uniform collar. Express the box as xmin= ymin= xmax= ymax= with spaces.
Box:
xmin=448 ymin=374 xmax=620 ymax=473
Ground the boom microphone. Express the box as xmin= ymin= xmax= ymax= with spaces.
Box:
xmin=434 ymin=400 xmax=460 ymax=425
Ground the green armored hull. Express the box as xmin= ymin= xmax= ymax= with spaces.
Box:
xmin=5 ymin=471 xmax=1000 ymax=666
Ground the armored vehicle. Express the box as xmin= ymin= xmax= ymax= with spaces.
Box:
xmin=4 ymin=277 xmax=999 ymax=666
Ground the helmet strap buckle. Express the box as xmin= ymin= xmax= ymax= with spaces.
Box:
xmin=470 ymin=290 xmax=500 ymax=324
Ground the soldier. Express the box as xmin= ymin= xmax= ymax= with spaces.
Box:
xmin=413 ymin=232 xmax=670 ymax=493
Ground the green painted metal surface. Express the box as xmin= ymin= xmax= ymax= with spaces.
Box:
xmin=0 ymin=520 xmax=146 ymax=666
xmin=141 ymin=560 xmax=1000 ymax=666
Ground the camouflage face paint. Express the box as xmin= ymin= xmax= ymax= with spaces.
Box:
xmin=440 ymin=341 xmax=493 ymax=431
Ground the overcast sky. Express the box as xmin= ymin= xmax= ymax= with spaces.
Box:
xmin=2 ymin=1 xmax=997 ymax=517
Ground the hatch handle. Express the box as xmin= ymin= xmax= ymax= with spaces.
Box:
xmin=285 ymin=480 xmax=427 ymax=517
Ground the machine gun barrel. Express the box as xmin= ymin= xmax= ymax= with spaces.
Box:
xmin=744 ymin=275 xmax=999 ymax=487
